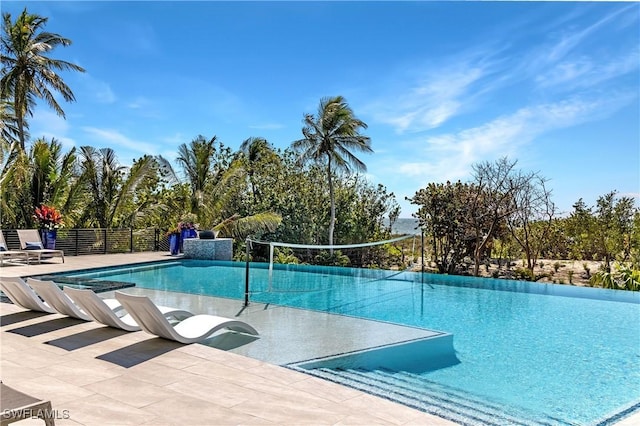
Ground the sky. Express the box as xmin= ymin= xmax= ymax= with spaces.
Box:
xmin=4 ymin=1 xmax=639 ymax=218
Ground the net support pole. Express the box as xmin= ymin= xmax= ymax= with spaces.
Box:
xmin=244 ymin=238 xmax=250 ymax=307
xmin=268 ymin=243 xmax=274 ymax=292
xmin=421 ymin=229 xmax=425 ymax=284
xmin=269 ymin=243 xmax=274 ymax=279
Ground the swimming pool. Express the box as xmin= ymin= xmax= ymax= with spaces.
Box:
xmin=60 ymin=260 xmax=640 ymax=425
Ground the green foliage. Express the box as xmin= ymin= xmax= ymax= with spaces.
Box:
xmin=1 ymin=9 xmax=85 ymax=149
xmin=563 ymin=193 xmax=637 ymax=269
xmin=273 ymin=247 xmax=300 ymax=265
xmin=514 ymin=267 xmax=549 ymax=282
xmin=314 ymin=250 xmax=350 ymax=267
xmin=590 ymin=264 xmax=640 ymax=291
xmin=514 ymin=267 xmax=535 ymax=281
xmin=408 ymin=180 xmax=472 ymax=274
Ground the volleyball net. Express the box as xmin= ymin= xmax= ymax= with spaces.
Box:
xmin=244 ymin=234 xmax=420 ymax=297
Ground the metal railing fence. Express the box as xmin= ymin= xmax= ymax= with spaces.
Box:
xmin=2 ymin=228 xmax=169 ymax=256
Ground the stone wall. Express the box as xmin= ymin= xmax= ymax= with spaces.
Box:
xmin=183 ymin=238 xmax=233 ymax=260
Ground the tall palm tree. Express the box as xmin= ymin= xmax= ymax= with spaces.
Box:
xmin=176 ymin=135 xmax=218 ymax=217
xmin=238 ymin=137 xmax=275 ymax=204
xmin=292 ymin=96 xmax=372 ymax=247
xmin=1 ymin=9 xmax=85 ymax=150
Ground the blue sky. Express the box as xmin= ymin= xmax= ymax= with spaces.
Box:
xmin=5 ymin=1 xmax=639 ymax=217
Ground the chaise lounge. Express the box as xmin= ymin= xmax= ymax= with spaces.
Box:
xmin=0 ymin=277 xmax=56 ymax=314
xmin=64 ymin=287 xmax=193 ymax=332
xmin=16 ymin=229 xmax=64 ymax=264
xmin=115 ymin=291 xmax=259 ymax=344
xmin=26 ymin=278 xmax=122 ymax=321
xmin=0 ymin=231 xmax=32 ymax=265
xmin=1 ymin=382 xmax=55 ymax=426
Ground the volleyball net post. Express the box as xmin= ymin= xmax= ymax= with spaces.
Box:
xmin=244 ymin=238 xmax=250 ymax=307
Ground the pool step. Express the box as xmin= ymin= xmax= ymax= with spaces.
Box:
xmin=303 ymin=367 xmax=573 ymax=426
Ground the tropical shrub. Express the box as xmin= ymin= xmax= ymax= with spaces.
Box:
xmin=591 ymin=264 xmax=640 ymax=291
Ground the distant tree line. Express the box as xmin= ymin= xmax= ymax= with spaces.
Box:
xmin=408 ymin=157 xmax=639 ymax=289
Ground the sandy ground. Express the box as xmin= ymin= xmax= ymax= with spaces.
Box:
xmin=412 ymin=259 xmax=605 ymax=287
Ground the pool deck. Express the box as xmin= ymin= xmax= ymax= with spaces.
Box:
xmin=1 ymin=253 xmax=639 ymax=425
xmin=1 ymin=253 xmax=455 ymax=425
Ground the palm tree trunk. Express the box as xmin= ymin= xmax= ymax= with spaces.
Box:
xmin=15 ymin=101 xmax=26 ymax=151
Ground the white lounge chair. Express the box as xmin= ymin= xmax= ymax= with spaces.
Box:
xmin=1 ymin=382 xmax=55 ymax=426
xmin=64 ymin=287 xmax=193 ymax=332
xmin=26 ymin=278 xmax=123 ymax=322
xmin=0 ymin=231 xmax=32 ymax=265
xmin=16 ymin=229 xmax=64 ymax=264
xmin=0 ymin=277 xmax=56 ymax=313
xmin=115 ymin=291 xmax=259 ymax=344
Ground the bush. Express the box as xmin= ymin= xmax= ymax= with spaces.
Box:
xmin=273 ymin=247 xmax=300 ymax=265
xmin=314 ymin=250 xmax=350 ymax=267
xmin=514 ymin=267 xmax=535 ymax=281
xmin=591 ymin=265 xmax=640 ymax=291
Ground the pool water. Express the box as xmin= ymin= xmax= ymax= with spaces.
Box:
xmin=62 ymin=260 xmax=640 ymax=425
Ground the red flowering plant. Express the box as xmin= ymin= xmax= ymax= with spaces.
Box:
xmin=34 ymin=205 xmax=64 ymax=231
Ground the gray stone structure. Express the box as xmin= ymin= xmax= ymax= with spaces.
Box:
xmin=183 ymin=238 xmax=233 ymax=260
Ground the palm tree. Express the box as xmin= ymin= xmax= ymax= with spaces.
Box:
xmin=0 ymin=100 xmax=22 ymax=150
xmin=77 ymin=147 xmax=158 ymax=228
xmin=0 ymin=137 xmax=78 ymax=228
xmin=1 ymin=9 xmax=85 ymax=150
xmin=171 ymin=135 xmax=281 ymax=239
xmin=238 ymin=137 xmax=276 ymax=204
xmin=292 ymin=96 xmax=372 ymax=247
xmin=29 ymin=137 xmax=76 ymax=208
xmin=176 ymin=135 xmax=218 ymax=217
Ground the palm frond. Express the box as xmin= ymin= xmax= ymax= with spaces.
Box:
xmin=214 ymin=212 xmax=282 ymax=240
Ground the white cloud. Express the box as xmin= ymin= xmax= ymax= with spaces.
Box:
xmin=79 ymin=74 xmax=116 ymax=104
xmin=82 ymin=127 xmax=158 ymax=154
xmin=369 ymin=64 xmax=490 ymax=134
xmin=248 ymin=123 xmax=284 ymax=130
xmin=543 ymin=5 xmax=635 ymax=65
xmin=29 ymin=110 xmax=76 ymax=149
xmin=127 ymin=97 xmax=149 ymax=109
xmin=392 ymin=93 xmax=636 ymax=185
xmin=536 ymin=48 xmax=640 ymax=90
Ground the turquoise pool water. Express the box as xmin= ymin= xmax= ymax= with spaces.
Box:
xmin=61 ymin=260 xmax=640 ymax=425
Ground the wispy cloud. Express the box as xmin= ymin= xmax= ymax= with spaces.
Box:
xmin=394 ymin=93 xmax=636 ymax=183
xmin=82 ymin=127 xmax=158 ymax=154
xmin=367 ymin=4 xmax=638 ymax=139
xmin=367 ymin=56 xmax=497 ymax=134
xmin=77 ymin=74 xmax=116 ymax=104
xmin=248 ymin=123 xmax=284 ymax=130
xmin=127 ymin=97 xmax=150 ymax=109
xmin=30 ymin=110 xmax=76 ymax=149
xmin=536 ymin=47 xmax=639 ymax=90
xmin=542 ymin=5 xmax=636 ymax=65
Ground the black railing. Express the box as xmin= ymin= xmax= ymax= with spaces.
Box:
xmin=2 ymin=228 xmax=170 ymax=256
